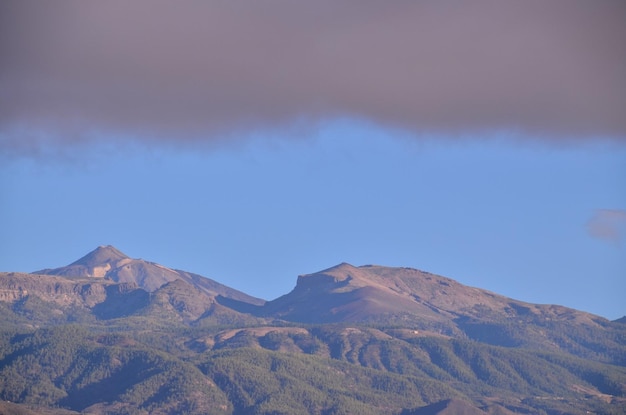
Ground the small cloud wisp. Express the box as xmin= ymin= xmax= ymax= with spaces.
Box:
xmin=587 ymin=209 xmax=626 ymax=246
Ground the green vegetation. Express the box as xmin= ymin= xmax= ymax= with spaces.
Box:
xmin=1 ymin=321 xmax=624 ymax=415
xmin=0 ymin=325 xmax=231 ymax=415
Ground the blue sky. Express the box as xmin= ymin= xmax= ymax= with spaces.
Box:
xmin=1 ymin=120 xmax=625 ymax=319
xmin=1 ymin=2 xmax=625 ymax=319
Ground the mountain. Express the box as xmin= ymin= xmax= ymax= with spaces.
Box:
xmin=260 ymin=263 xmax=451 ymax=324
xmin=36 ymin=245 xmax=264 ymax=305
xmin=0 ymin=271 xmax=263 ymax=328
xmin=263 ymin=262 xmax=601 ymax=325
xmin=1 ymin=248 xmax=625 ymax=415
xmin=0 ymin=246 xmax=264 ymax=327
xmin=258 ymin=263 xmax=625 ymax=364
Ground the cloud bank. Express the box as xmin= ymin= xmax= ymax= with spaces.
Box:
xmin=2 ymin=0 xmax=625 ymax=153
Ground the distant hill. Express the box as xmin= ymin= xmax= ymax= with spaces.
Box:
xmin=0 ymin=246 xmax=625 ymax=415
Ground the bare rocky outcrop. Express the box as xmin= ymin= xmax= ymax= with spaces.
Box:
xmin=0 ymin=272 xmax=108 ymax=307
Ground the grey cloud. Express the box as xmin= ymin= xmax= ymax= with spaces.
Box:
xmin=1 ymin=0 xmax=625 ymax=154
xmin=587 ymin=209 xmax=626 ymax=245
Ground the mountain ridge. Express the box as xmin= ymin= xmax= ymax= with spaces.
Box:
xmin=1 ymin=246 xmax=625 ymax=414
xmin=258 ymin=262 xmax=614 ymax=346
xmin=6 ymin=246 xmax=623 ymax=364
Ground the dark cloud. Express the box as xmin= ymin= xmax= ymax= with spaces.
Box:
xmin=2 ymin=0 xmax=625 ymax=153
xmin=587 ymin=209 xmax=626 ymax=245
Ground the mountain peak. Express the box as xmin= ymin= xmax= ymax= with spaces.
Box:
xmin=70 ymin=245 xmax=129 ymax=268
xmin=34 ymin=245 xmax=131 ymax=279
xmin=32 ymin=246 xmax=264 ymax=304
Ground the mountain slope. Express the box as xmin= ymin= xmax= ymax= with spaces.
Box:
xmin=35 ymin=245 xmax=264 ymax=305
xmin=264 ymin=263 xmax=603 ymax=325
xmin=261 ymin=263 xmax=461 ymax=325
xmin=0 ymin=326 xmax=232 ymax=415
xmin=0 ymin=271 xmax=264 ymax=329
xmin=35 ymin=245 xmax=129 ymax=279
xmin=0 ymin=247 xmax=266 ymax=326
xmin=2 ymin=324 xmax=624 ymax=415
xmin=259 ymin=263 xmax=626 ymax=364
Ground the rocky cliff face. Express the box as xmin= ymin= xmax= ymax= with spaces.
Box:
xmin=0 ymin=272 xmax=108 ymax=307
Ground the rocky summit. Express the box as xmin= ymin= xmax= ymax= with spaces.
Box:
xmin=0 ymin=246 xmax=624 ymax=415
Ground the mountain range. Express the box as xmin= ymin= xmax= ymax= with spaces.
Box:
xmin=0 ymin=245 xmax=624 ymax=414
